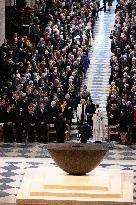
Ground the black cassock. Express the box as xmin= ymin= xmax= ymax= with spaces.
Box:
xmin=54 ymin=115 xmax=67 ymax=143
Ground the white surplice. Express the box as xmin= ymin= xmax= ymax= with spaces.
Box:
xmin=77 ymin=104 xmax=87 ymax=121
xmin=92 ymin=109 xmax=105 ymax=142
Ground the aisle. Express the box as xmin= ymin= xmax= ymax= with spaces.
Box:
xmin=84 ymin=3 xmax=116 ymax=121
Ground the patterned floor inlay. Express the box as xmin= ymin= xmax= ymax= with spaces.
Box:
xmin=0 ymin=143 xmax=136 ymax=204
xmin=0 ymin=143 xmax=136 ymax=160
xmin=0 ymin=157 xmax=136 ymax=204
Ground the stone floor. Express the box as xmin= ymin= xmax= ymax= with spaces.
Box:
xmin=0 ymin=142 xmax=136 ymax=160
xmin=0 ymin=144 xmax=136 ymax=204
xmin=0 ymin=141 xmax=136 ymax=204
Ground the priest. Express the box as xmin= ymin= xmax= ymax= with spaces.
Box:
xmin=92 ymin=104 xmax=105 ymax=143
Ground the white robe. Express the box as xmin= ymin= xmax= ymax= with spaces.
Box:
xmin=92 ymin=109 xmax=105 ymax=142
xmin=77 ymin=104 xmax=87 ymax=121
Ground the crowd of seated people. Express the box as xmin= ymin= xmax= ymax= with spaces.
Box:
xmin=0 ymin=0 xmax=99 ymax=143
xmin=107 ymin=0 xmax=136 ymax=145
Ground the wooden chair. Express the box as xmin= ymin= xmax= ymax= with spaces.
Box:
xmin=108 ymin=125 xmax=119 ymax=142
xmin=47 ymin=124 xmax=70 ymax=142
xmin=47 ymin=124 xmax=56 ymax=142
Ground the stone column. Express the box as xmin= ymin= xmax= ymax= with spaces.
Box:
xmin=26 ymin=0 xmax=35 ymax=8
xmin=5 ymin=0 xmax=16 ymax=6
xmin=5 ymin=0 xmax=35 ymax=8
xmin=0 ymin=0 xmax=5 ymax=45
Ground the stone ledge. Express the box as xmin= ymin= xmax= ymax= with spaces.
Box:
xmin=16 ymin=167 xmax=133 ymax=205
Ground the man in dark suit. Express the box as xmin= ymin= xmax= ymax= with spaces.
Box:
xmin=107 ymin=104 xmax=119 ymax=125
xmin=27 ymin=104 xmax=37 ymax=142
xmin=54 ymin=113 xmax=67 ymax=143
xmin=15 ymin=107 xmax=27 ymax=143
xmin=3 ymin=104 xmax=14 ymax=143
xmin=47 ymin=101 xmax=60 ymax=123
xmin=85 ymin=99 xmax=96 ymax=136
xmin=16 ymin=94 xmax=28 ymax=115
xmin=79 ymin=123 xmax=92 ymax=143
xmin=36 ymin=102 xmax=48 ymax=143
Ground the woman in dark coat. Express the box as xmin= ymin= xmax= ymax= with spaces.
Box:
xmin=81 ymin=53 xmax=90 ymax=77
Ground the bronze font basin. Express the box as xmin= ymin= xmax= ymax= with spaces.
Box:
xmin=47 ymin=143 xmax=108 ymax=175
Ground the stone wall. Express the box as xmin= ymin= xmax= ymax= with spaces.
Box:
xmin=0 ymin=0 xmax=5 ymax=45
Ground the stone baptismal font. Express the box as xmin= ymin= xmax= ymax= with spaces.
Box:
xmin=47 ymin=143 xmax=108 ymax=175
xmin=16 ymin=143 xmax=133 ymax=205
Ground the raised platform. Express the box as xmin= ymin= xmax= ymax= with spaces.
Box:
xmin=16 ymin=167 xmax=133 ymax=205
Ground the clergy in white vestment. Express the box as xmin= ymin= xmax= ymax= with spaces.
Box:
xmin=92 ymin=104 xmax=105 ymax=142
xmin=77 ymin=99 xmax=87 ymax=127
